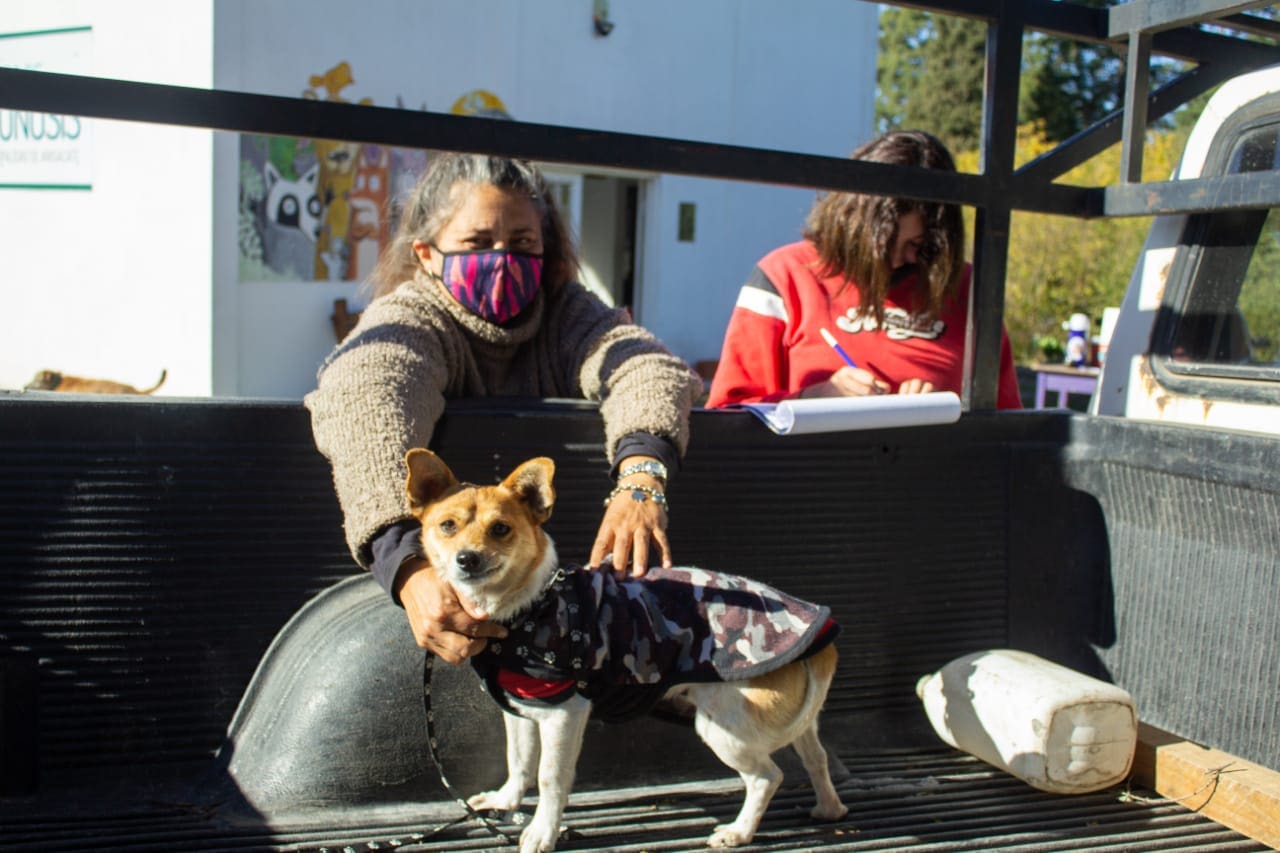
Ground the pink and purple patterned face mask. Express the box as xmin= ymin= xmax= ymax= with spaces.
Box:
xmin=435 ymin=247 xmax=543 ymax=324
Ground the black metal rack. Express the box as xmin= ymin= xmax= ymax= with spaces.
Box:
xmin=1 ymin=0 xmax=1277 ymax=408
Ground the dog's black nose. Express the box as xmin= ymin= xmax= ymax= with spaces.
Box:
xmin=455 ymin=550 xmax=483 ymax=576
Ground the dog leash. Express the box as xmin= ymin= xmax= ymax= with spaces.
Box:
xmin=422 ymin=651 xmax=521 ymax=845
xmin=422 ymin=652 xmax=584 ymax=847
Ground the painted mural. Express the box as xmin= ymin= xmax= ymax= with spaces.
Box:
xmin=238 ymin=61 xmax=510 ymax=282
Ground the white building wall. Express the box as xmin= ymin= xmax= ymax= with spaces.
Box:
xmin=0 ymin=0 xmax=215 ymax=395
xmin=3 ymin=0 xmax=876 ymax=397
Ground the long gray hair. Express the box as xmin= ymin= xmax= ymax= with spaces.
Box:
xmin=369 ymin=153 xmax=579 ymax=299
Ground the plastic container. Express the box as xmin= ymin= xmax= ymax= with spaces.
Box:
xmin=1063 ymin=313 xmax=1091 ymax=367
xmin=916 ymin=649 xmax=1137 ymax=794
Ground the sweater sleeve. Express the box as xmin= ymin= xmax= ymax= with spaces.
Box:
xmin=706 ymin=266 xmax=793 ymax=407
xmin=552 ymin=283 xmax=702 ymax=462
xmin=305 ymin=289 xmax=451 ymax=567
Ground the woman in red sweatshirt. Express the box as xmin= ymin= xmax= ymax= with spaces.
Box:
xmin=706 ymin=130 xmax=1022 ymax=409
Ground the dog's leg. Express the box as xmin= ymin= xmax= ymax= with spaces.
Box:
xmin=468 ymin=711 xmax=538 ymax=814
xmin=696 ymin=716 xmax=783 ymax=848
xmin=519 ymin=695 xmax=591 ymax=853
xmin=792 ymin=725 xmax=847 ymax=821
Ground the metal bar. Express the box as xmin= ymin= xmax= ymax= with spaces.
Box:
xmin=969 ymin=2 xmax=1024 ymax=411
xmin=1153 ymin=23 xmax=1280 ymax=65
xmin=1034 ymin=3 xmax=1280 ymax=68
xmin=1016 ymin=62 xmax=1243 ymax=185
xmin=0 ymin=66 xmax=1107 ymax=221
xmin=0 ymin=68 xmax=994 ymax=208
xmin=1104 ymin=170 xmax=1280 ymax=216
xmin=1109 ymin=0 xmax=1274 ymax=39
xmin=1009 ymin=180 xmax=1102 ymax=218
xmin=888 ymin=0 xmax=1107 ymax=35
xmin=1120 ymin=31 xmax=1153 ymax=183
xmin=1218 ymin=11 xmax=1280 ymax=38
xmin=1151 ymin=23 xmax=1280 ymax=65
xmin=884 ymin=0 xmax=1001 ymax=20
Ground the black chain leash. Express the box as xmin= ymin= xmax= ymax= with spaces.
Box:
xmin=421 ymin=652 xmax=522 ymax=846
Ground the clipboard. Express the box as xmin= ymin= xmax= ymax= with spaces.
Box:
xmin=734 ymin=391 xmax=962 ymax=435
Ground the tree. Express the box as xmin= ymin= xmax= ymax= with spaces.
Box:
xmin=877 ymin=4 xmax=1280 ymax=364
xmin=876 ymin=8 xmax=986 ymax=152
xmin=954 ymin=124 xmax=1187 ymax=363
xmin=877 ymin=1 xmax=1176 ymax=148
xmin=1020 ymin=34 xmax=1124 ymax=142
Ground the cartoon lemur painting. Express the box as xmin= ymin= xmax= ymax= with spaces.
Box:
xmin=262 ymin=161 xmax=322 ymax=279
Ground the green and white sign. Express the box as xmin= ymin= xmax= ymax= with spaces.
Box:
xmin=0 ymin=26 xmax=92 ymax=190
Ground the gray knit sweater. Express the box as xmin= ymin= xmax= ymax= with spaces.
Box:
xmin=305 ymin=272 xmax=703 ymax=566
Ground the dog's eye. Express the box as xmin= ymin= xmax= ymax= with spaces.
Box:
xmin=439 ymin=519 xmax=457 ymax=535
xmin=489 ymin=521 xmax=511 ymax=538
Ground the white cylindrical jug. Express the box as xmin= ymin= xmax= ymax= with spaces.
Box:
xmin=916 ymin=649 xmax=1137 ymax=794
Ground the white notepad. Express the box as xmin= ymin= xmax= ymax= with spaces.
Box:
xmin=735 ymin=391 xmax=962 ymax=435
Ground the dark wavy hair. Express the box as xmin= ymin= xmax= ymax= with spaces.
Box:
xmin=803 ymin=130 xmax=965 ymax=326
xmin=369 ymin=153 xmax=579 ymax=299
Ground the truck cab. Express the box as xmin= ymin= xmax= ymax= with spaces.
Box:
xmin=1096 ymin=63 xmax=1280 ymax=434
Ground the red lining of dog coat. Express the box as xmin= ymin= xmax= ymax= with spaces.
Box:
xmin=497 ymin=669 xmax=577 ymax=700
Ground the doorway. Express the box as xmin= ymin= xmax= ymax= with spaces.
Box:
xmin=542 ymin=170 xmax=644 ymax=317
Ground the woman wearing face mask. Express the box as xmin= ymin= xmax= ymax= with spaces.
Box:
xmin=307 ymin=154 xmax=702 ymax=665
xmin=706 ymin=130 xmax=1022 ymax=409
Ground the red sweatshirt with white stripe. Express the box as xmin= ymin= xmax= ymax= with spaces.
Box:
xmin=706 ymin=240 xmax=1023 ymax=409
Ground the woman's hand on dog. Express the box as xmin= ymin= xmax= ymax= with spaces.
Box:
xmin=589 ymin=476 xmax=671 ymax=578
xmin=395 ymin=558 xmax=508 ymax=664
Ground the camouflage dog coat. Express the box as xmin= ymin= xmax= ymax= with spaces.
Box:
xmin=470 ymin=565 xmax=838 ymax=722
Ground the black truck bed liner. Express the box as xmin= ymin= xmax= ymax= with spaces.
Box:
xmin=0 ymin=750 xmax=1265 ymax=852
xmin=3 ymin=397 xmax=1277 ymax=852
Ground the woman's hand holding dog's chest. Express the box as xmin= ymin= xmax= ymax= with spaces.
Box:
xmin=590 ymin=455 xmax=671 ymax=578
xmin=395 ymin=557 xmax=509 ymax=664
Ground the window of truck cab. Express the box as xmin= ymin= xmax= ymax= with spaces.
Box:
xmin=1152 ymin=111 xmax=1280 ymax=404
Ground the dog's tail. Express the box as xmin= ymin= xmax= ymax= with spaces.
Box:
xmin=138 ymin=369 xmax=167 ymax=394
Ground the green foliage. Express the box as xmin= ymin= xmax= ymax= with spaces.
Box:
xmin=1240 ymin=210 xmax=1280 ymax=364
xmin=956 ymin=125 xmax=1188 ymax=363
xmin=1035 ymin=335 xmax=1065 ymax=363
xmin=877 ymin=2 xmax=1178 ymax=149
xmin=1021 ymin=34 xmax=1121 ymax=142
xmin=876 ymin=5 xmax=1280 ymax=367
xmin=876 ymin=8 xmax=986 ymax=151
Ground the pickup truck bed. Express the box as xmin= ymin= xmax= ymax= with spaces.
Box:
xmin=2 ymin=396 xmax=1276 ymax=851
xmin=1 ymin=750 xmax=1264 ymax=851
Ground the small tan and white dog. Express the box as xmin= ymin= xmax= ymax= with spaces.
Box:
xmin=25 ymin=368 xmax=167 ymax=395
xmin=405 ymin=449 xmax=847 ymax=852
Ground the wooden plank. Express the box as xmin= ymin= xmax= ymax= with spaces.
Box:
xmin=1132 ymin=722 xmax=1280 ymax=849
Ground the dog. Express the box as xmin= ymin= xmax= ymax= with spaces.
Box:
xmin=404 ymin=449 xmax=847 ymax=852
xmin=25 ymin=369 xmax=167 ymax=395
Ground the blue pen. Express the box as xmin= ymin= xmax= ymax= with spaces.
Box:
xmin=821 ymin=327 xmax=886 ymax=393
xmin=819 ymin=327 xmax=859 ymax=369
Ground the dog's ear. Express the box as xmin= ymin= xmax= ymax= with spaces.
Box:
xmin=405 ymin=449 xmax=458 ymax=513
xmin=502 ymin=457 xmax=555 ymax=524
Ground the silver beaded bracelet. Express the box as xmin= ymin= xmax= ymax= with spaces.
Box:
xmin=617 ymin=460 xmax=669 ymax=484
xmin=604 ymin=483 xmax=669 ymax=510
